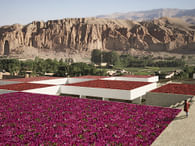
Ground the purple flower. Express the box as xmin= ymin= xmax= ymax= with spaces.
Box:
xmin=0 ymin=92 xmax=181 ymax=145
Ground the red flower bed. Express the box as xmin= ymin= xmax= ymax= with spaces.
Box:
xmin=5 ymin=76 xmax=62 ymax=82
xmin=151 ymin=83 xmax=195 ymax=95
xmin=0 ymin=83 xmax=53 ymax=91
xmin=67 ymin=80 xmax=150 ymax=90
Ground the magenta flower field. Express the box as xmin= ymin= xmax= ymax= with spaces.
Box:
xmin=0 ymin=92 xmax=180 ymax=145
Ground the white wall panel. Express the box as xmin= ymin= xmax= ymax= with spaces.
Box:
xmin=102 ymin=76 xmax=159 ymax=82
xmin=23 ymin=86 xmax=61 ymax=95
xmin=61 ymin=86 xmax=131 ymax=100
xmin=130 ymin=82 xmax=157 ymax=100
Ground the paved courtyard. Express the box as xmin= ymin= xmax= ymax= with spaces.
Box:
xmin=152 ymin=96 xmax=195 ymax=146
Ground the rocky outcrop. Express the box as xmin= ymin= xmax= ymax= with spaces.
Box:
xmin=0 ymin=17 xmax=195 ymax=59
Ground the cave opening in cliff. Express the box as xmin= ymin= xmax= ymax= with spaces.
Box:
xmin=4 ymin=40 xmax=10 ymax=56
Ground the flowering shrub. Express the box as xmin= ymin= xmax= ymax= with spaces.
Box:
xmin=0 ymin=92 xmax=180 ymax=145
xmin=152 ymin=83 xmax=195 ymax=95
xmin=0 ymin=83 xmax=53 ymax=91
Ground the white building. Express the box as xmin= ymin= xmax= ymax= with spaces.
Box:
xmin=21 ymin=75 xmax=158 ymax=103
xmin=61 ymin=79 xmax=157 ymax=103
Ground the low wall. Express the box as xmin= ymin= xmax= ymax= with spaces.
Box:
xmin=145 ymin=92 xmax=193 ymax=107
xmin=102 ymin=76 xmax=159 ymax=82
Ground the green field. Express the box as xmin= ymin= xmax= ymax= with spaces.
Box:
xmin=123 ymin=67 xmax=181 ymax=75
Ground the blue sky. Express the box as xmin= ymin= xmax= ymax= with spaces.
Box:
xmin=0 ymin=0 xmax=195 ymax=26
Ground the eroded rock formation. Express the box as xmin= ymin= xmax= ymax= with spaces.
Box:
xmin=0 ymin=17 xmax=195 ymax=59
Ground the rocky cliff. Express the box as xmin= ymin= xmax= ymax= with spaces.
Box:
xmin=0 ymin=17 xmax=195 ymax=60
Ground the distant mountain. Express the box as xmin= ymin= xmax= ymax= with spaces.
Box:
xmin=97 ymin=8 xmax=195 ymax=24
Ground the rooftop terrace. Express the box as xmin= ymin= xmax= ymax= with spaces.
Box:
xmin=5 ymin=76 xmax=62 ymax=82
xmin=66 ymin=80 xmax=150 ymax=90
xmin=151 ymin=83 xmax=195 ymax=96
xmin=0 ymin=83 xmax=53 ymax=91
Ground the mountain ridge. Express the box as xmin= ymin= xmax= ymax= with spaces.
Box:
xmin=96 ymin=8 xmax=195 ymax=24
xmin=0 ymin=17 xmax=195 ymax=61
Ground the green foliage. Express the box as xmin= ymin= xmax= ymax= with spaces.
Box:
xmin=54 ymin=64 xmax=69 ymax=77
xmin=153 ymin=59 xmax=185 ymax=67
xmin=0 ymin=59 xmax=21 ymax=75
xmin=118 ymin=54 xmax=185 ymax=68
xmin=174 ymin=65 xmax=195 ymax=80
xmin=0 ymin=57 xmax=105 ymax=77
xmin=104 ymin=51 xmax=120 ymax=65
xmin=69 ymin=63 xmax=97 ymax=77
xmin=44 ymin=58 xmax=59 ymax=73
xmin=33 ymin=57 xmax=46 ymax=75
xmin=91 ymin=49 xmax=120 ymax=65
xmin=91 ymin=49 xmax=102 ymax=64
xmin=0 ymin=52 xmax=191 ymax=79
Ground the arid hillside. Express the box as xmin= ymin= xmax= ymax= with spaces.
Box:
xmin=0 ymin=17 xmax=195 ymax=61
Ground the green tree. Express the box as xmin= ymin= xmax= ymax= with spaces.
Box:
xmin=54 ymin=63 xmax=69 ymax=77
xmin=91 ymin=49 xmax=102 ymax=64
xmin=33 ymin=57 xmax=46 ymax=75
xmin=8 ymin=59 xmax=21 ymax=75
xmin=103 ymin=51 xmax=119 ymax=65
xmin=20 ymin=59 xmax=34 ymax=75
xmin=44 ymin=58 xmax=59 ymax=73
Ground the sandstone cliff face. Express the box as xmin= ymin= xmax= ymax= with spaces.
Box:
xmin=0 ymin=17 xmax=195 ymax=59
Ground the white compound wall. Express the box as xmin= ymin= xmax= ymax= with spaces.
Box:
xmin=102 ymin=76 xmax=159 ymax=82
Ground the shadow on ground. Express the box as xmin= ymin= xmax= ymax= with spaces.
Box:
xmin=174 ymin=115 xmax=187 ymax=120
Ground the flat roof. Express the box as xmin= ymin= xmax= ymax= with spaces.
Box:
xmin=0 ymin=89 xmax=16 ymax=94
xmin=66 ymin=80 xmax=150 ymax=90
xmin=0 ymin=80 xmax=22 ymax=85
xmin=0 ymin=83 xmax=53 ymax=91
xmin=4 ymin=76 xmax=62 ymax=82
xmin=120 ymin=75 xmax=154 ymax=78
xmin=72 ymin=75 xmax=108 ymax=79
xmin=151 ymin=83 xmax=195 ymax=95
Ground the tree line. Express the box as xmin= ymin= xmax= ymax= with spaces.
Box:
xmin=0 ymin=50 xmax=189 ymax=78
xmin=91 ymin=49 xmax=185 ymax=68
xmin=0 ymin=57 xmax=106 ymax=77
